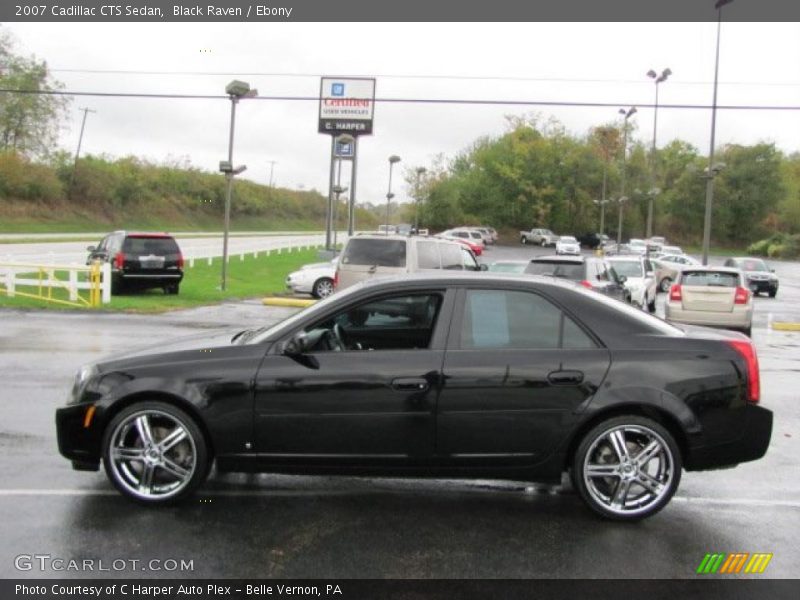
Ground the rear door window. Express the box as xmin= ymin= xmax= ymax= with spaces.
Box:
xmin=341 ymin=239 xmax=407 ymax=267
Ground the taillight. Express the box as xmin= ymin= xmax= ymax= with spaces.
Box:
xmin=177 ymin=252 xmax=185 ymax=269
xmin=333 ymin=269 xmax=339 ymax=290
xmin=579 ymin=280 xmax=593 ymax=289
xmin=114 ymin=252 xmax=125 ymax=269
xmin=669 ymin=284 xmax=682 ymax=302
xmin=734 ymin=286 xmax=750 ymax=305
xmin=727 ymin=339 xmax=760 ymax=403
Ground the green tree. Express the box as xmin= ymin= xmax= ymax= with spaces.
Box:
xmin=0 ymin=27 xmax=69 ymax=158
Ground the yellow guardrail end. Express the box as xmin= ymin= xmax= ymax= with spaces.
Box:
xmin=771 ymin=321 xmax=800 ymax=331
xmin=262 ymin=297 xmax=317 ymax=308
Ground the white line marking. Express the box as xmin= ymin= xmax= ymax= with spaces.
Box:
xmin=0 ymin=488 xmax=798 ymax=508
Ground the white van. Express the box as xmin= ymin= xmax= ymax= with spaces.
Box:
xmin=335 ymin=234 xmax=483 ymax=291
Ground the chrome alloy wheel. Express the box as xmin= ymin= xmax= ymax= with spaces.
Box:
xmin=107 ymin=409 xmax=197 ymax=501
xmin=582 ymin=424 xmax=675 ymax=518
xmin=314 ymin=278 xmax=335 ymax=298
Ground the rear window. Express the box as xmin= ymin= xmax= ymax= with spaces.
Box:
xmin=341 ymin=239 xmax=407 ymax=267
xmin=122 ymin=236 xmax=179 ymax=255
xmin=525 ymin=261 xmax=584 ymax=280
xmin=681 ymin=271 xmax=740 ymax=287
xmin=609 ymin=261 xmax=643 ymax=278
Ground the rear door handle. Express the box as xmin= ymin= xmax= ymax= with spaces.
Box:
xmin=392 ymin=378 xmax=429 ymax=392
xmin=547 ymin=370 xmax=584 ymax=385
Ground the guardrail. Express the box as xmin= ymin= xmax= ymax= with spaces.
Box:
xmin=0 ymin=261 xmax=111 ymax=308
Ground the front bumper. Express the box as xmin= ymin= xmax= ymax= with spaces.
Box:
xmin=745 ymin=278 xmax=777 ymax=293
xmin=56 ymin=403 xmax=102 ymax=470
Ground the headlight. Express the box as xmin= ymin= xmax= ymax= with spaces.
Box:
xmin=68 ymin=364 xmax=98 ymax=405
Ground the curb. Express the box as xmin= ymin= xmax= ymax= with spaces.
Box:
xmin=771 ymin=322 xmax=800 ymax=331
xmin=262 ymin=297 xmax=317 ymax=308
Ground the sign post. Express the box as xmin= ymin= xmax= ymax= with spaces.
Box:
xmin=319 ymin=77 xmax=376 ymax=248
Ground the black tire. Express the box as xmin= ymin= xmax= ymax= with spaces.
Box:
xmin=572 ymin=415 xmax=682 ymax=521
xmin=647 ymin=296 xmax=657 ymax=313
xmin=743 ymin=326 xmax=752 ymax=337
xmin=163 ymin=283 xmax=180 ymax=295
xmin=102 ymin=401 xmax=209 ymax=505
xmin=312 ymin=277 xmax=334 ymax=299
xmin=659 ymin=277 xmax=672 ymax=293
xmin=520 ymin=237 xmax=528 ymax=245
xmin=769 ymin=289 xmax=777 ymax=298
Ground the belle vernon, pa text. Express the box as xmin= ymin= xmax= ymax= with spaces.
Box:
xmin=16 ymin=584 xmax=343 ymax=596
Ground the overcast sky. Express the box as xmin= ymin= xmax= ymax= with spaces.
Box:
xmin=4 ymin=21 xmax=800 ymax=206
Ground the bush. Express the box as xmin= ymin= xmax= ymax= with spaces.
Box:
xmin=747 ymin=233 xmax=787 ymax=256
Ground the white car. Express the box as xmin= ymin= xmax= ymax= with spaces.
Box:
xmin=285 ymin=259 xmax=337 ymax=298
xmin=627 ymin=239 xmax=648 ymax=255
xmin=665 ymin=267 xmax=753 ymax=336
xmin=606 ymin=256 xmax=657 ymax=313
xmin=555 ymin=236 xmax=581 ymax=256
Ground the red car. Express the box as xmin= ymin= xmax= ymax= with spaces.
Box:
xmin=439 ymin=235 xmax=483 ymax=256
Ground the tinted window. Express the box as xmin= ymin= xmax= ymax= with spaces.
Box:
xmin=610 ymin=261 xmax=643 ymax=277
xmin=416 ymin=241 xmax=441 ymax=269
xmin=341 ymin=239 xmax=407 ymax=267
xmin=461 ymin=290 xmax=561 ymax=349
xmin=525 ymin=261 xmax=584 ymax=280
xmin=681 ymin=271 xmax=740 ymax=287
xmin=307 ymin=293 xmax=443 ymax=352
xmin=562 ymin=316 xmax=596 ymax=349
xmin=440 ymin=244 xmax=463 ymax=270
xmin=740 ymin=259 xmax=768 ymax=272
xmin=122 ymin=236 xmax=180 ymax=255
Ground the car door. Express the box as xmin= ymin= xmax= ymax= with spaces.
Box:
xmin=436 ymin=287 xmax=611 ymax=463
xmin=253 ymin=288 xmax=455 ymax=464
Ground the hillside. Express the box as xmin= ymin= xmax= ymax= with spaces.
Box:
xmin=0 ymin=151 xmax=379 ymax=233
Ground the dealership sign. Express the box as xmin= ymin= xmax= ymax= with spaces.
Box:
xmin=318 ymin=77 xmax=376 ymax=135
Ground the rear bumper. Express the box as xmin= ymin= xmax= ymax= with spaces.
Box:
xmin=686 ymin=404 xmax=773 ymax=470
xmin=666 ymin=305 xmax=752 ymax=330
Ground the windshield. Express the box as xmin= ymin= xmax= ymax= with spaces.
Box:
xmin=609 ymin=261 xmax=644 ymax=277
xmin=740 ymin=259 xmax=768 ymax=272
xmin=525 ymin=261 xmax=584 ymax=280
xmin=560 ymin=236 xmax=577 ymax=243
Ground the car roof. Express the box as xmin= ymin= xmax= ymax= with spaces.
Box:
xmin=354 ymin=270 xmax=587 ymax=293
xmin=680 ymin=266 xmax=742 ymax=274
xmin=530 ymin=254 xmax=589 ymax=263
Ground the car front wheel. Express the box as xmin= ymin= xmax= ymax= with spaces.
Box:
xmin=102 ymin=401 xmax=209 ymax=505
xmin=313 ymin=277 xmax=334 ymax=299
xmin=573 ymin=415 xmax=682 ymax=521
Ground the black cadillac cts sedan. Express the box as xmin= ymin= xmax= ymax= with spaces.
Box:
xmin=56 ymin=273 xmax=772 ymax=520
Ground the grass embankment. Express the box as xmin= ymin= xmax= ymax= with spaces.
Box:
xmin=0 ymin=247 xmax=319 ymax=313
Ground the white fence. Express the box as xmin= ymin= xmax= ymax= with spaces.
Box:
xmin=0 ymin=261 xmax=111 ymax=307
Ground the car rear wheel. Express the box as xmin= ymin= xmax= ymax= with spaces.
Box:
xmin=647 ymin=295 xmax=656 ymax=313
xmin=102 ymin=401 xmax=209 ymax=504
xmin=312 ymin=277 xmax=334 ymax=299
xmin=769 ymin=288 xmax=777 ymax=298
xmin=573 ymin=415 xmax=681 ymax=521
xmin=520 ymin=237 xmax=528 ymax=245
xmin=659 ymin=277 xmax=672 ymax=293
xmin=164 ymin=283 xmax=180 ymax=295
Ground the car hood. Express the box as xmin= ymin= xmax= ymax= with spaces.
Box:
xmin=96 ymin=328 xmax=245 ymax=367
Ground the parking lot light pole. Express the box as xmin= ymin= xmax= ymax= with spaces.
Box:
xmin=385 ymin=155 xmax=401 ymax=234
xmin=702 ymin=0 xmax=733 ymax=266
xmin=646 ymin=67 xmax=671 ymax=238
xmin=414 ymin=167 xmax=427 ymax=233
xmin=617 ymin=106 xmax=637 ymax=245
xmin=220 ymin=80 xmax=257 ymax=291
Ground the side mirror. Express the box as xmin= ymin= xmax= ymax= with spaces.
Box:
xmin=87 ymin=245 xmax=96 ymax=252
xmin=479 ymin=264 xmax=489 ymax=271
xmin=618 ymin=275 xmax=628 ymax=284
xmin=283 ymin=332 xmax=309 ymax=356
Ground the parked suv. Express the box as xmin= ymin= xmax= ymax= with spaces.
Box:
xmin=87 ymin=231 xmax=184 ymax=294
xmin=723 ymin=257 xmax=779 ymax=297
xmin=525 ymin=255 xmax=630 ymax=303
xmin=336 ymin=234 xmax=482 ymax=291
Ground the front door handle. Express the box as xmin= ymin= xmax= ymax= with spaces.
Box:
xmin=392 ymin=378 xmax=429 ymax=392
xmin=547 ymin=370 xmax=584 ymax=385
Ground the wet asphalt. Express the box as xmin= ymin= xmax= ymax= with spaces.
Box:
xmin=0 ymin=244 xmax=798 ymax=579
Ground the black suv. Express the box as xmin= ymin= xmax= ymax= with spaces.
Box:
xmin=723 ymin=257 xmax=778 ymax=297
xmin=87 ymin=231 xmax=184 ymax=294
xmin=525 ymin=255 xmax=630 ymax=303
xmin=577 ymin=232 xmax=610 ymax=249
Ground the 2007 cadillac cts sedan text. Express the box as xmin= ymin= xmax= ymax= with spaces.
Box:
xmin=56 ymin=273 xmax=772 ymax=521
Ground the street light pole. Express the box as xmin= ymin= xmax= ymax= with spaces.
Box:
xmin=617 ymin=107 xmax=637 ymax=245
xmin=702 ymin=0 xmax=733 ymax=266
xmin=646 ymin=67 xmax=671 ymax=238
xmin=385 ymin=155 xmax=401 ymax=234
xmin=414 ymin=167 xmax=427 ymax=232
xmin=220 ymin=80 xmax=256 ymax=291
